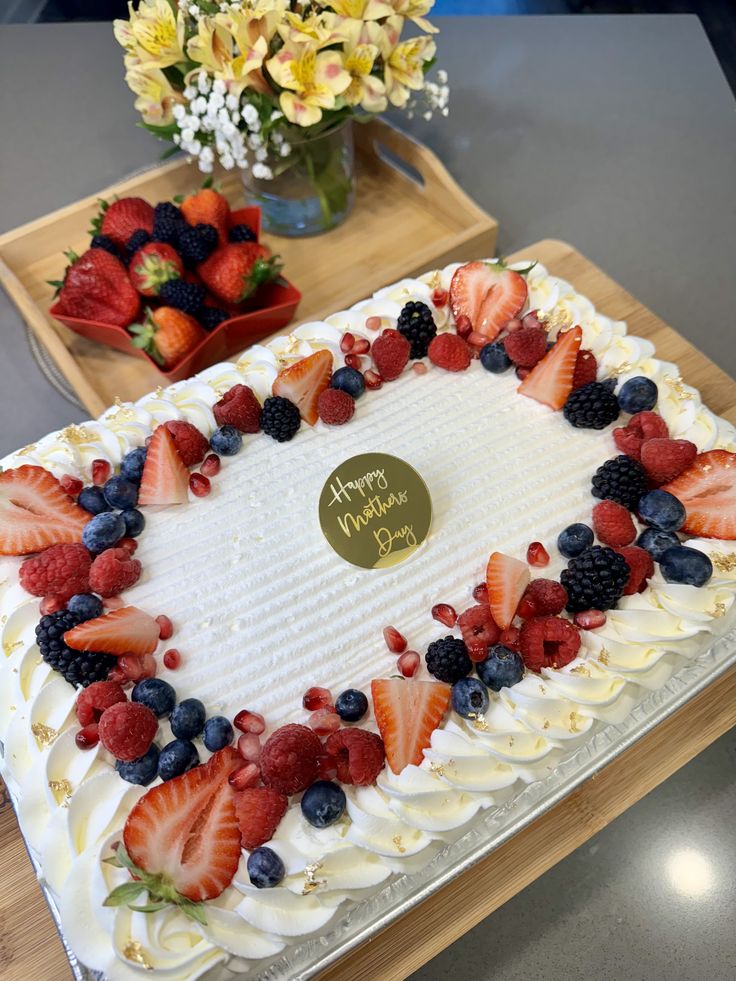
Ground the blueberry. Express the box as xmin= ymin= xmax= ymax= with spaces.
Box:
xmin=659 ymin=546 xmax=713 ymax=586
xmin=78 ymin=485 xmax=112 ymax=515
xmin=210 ymin=425 xmax=242 ymax=456
xmin=636 ymin=528 xmax=681 ymax=561
xmin=330 ymin=366 xmax=365 ymax=399
xmin=67 ymin=593 xmax=103 ymax=621
xmin=247 ymin=846 xmax=285 ymax=889
xmin=170 ymin=698 xmax=206 ymax=739
xmin=557 ymin=523 xmax=594 ymax=558
xmin=132 ymin=677 xmax=176 ymax=718
xmin=158 ymin=739 xmax=199 ymax=781
xmin=638 ymin=490 xmax=686 ymax=533
xmin=103 ymin=476 xmax=138 ymax=510
xmin=618 ymin=376 xmax=658 ymax=414
xmin=203 ymin=715 xmax=234 ymax=751
xmin=451 ymin=677 xmax=490 ymax=718
xmin=334 ymin=689 xmax=368 ymax=723
xmin=82 ymin=511 xmax=126 ymax=553
xmin=120 ymin=447 xmax=147 ymax=483
xmin=121 ymin=508 xmax=145 ymax=537
xmin=477 ymin=644 xmax=525 ymax=692
xmin=301 ymin=780 xmax=346 ymax=828
xmin=116 ymin=744 xmax=160 ymax=786
xmin=480 ymin=341 xmax=512 ymax=374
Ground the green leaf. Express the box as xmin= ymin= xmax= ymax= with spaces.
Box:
xmin=129 ymin=901 xmax=172 ymax=914
xmin=514 ymin=261 xmax=538 ymax=276
xmin=102 ymin=854 xmax=124 ymax=869
xmin=160 ymin=144 xmax=181 ymax=161
xmin=179 ymin=899 xmax=208 ymax=926
xmin=103 ymin=881 xmax=147 ymax=907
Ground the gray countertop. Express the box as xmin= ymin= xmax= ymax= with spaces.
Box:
xmin=1 ymin=13 xmax=735 ymax=981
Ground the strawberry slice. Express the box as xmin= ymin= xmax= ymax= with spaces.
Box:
xmin=138 ymin=425 xmax=190 ymax=506
xmin=449 ymin=262 xmax=527 ymax=340
xmin=122 ymin=746 xmax=242 ymax=902
xmin=518 ymin=325 xmax=582 ymax=410
xmin=371 ymin=678 xmax=450 ymax=774
xmin=486 ymin=551 xmax=530 ymax=630
xmin=0 ymin=465 xmax=90 ymax=556
xmin=64 ymin=606 xmax=159 ymax=657
xmin=272 ymin=349 xmax=332 ymax=426
xmin=661 ymin=450 xmax=736 ymax=539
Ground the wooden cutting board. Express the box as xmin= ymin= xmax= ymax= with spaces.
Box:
xmin=1 ymin=239 xmax=734 ymax=981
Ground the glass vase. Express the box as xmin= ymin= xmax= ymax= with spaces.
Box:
xmin=240 ymin=121 xmax=355 ymax=237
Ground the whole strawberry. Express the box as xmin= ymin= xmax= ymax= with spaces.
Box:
xmin=94 ymin=197 xmax=154 ymax=249
xmin=180 ymin=187 xmax=230 ymax=244
xmin=128 ymin=242 xmax=184 ymax=297
xmin=130 ymin=307 xmax=205 ymax=369
xmin=57 ymin=249 xmax=140 ymax=327
xmin=198 ymin=243 xmax=281 ymax=305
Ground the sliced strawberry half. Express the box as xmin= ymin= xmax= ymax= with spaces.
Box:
xmin=486 ymin=551 xmax=530 ymax=630
xmin=272 ymin=349 xmax=332 ymax=426
xmin=122 ymin=746 xmax=242 ymax=903
xmin=64 ymin=606 xmax=160 ymax=657
xmin=371 ymin=678 xmax=450 ymax=775
xmin=518 ymin=325 xmax=582 ymax=410
xmin=138 ymin=425 xmax=190 ymax=506
xmin=449 ymin=262 xmax=527 ymax=340
xmin=0 ymin=465 xmax=90 ymax=556
xmin=661 ymin=450 xmax=736 ymax=539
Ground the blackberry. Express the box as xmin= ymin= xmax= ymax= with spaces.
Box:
xmin=563 ymin=381 xmax=620 ymax=430
xmin=178 ymin=222 xmax=218 ymax=266
xmin=90 ymin=234 xmax=119 ymax=257
xmin=126 ymin=229 xmax=152 ymax=254
xmin=425 ymin=636 xmax=471 ymax=684
xmin=397 ymin=301 xmax=437 ymax=359
xmin=158 ymin=278 xmax=205 ymax=315
xmin=36 ymin=610 xmax=115 ymax=688
xmin=152 ymin=202 xmax=185 ymax=246
xmin=592 ymin=455 xmax=648 ymax=510
xmin=229 ymin=223 xmax=257 ymax=243
xmin=560 ymin=545 xmax=630 ymax=613
xmin=199 ymin=306 xmax=230 ymax=332
xmin=261 ymin=396 xmax=301 ymax=442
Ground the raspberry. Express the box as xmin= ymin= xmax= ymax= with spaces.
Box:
xmin=499 ymin=625 xmax=521 ymax=651
xmin=213 ymin=384 xmax=262 ymax=433
xmin=612 ymin=411 xmax=669 ymax=461
xmin=457 ymin=604 xmax=500 ymax=660
xmin=233 ymin=786 xmax=288 ymax=850
xmin=428 ymin=333 xmax=471 ymax=372
xmin=89 ymin=547 xmax=141 ymax=597
xmin=19 ymin=543 xmax=91 ymax=601
xmin=98 ymin=701 xmax=157 ymax=761
xmin=383 ymin=625 xmax=407 ymax=653
xmin=317 ymin=387 xmax=355 ymax=426
xmin=503 ymin=326 xmax=547 ymax=368
xmin=371 ymin=331 xmax=410 ymax=381
xmin=519 ymin=616 xmax=581 ymax=672
xmin=325 ymin=728 xmax=386 ymax=786
xmin=592 ymin=500 xmax=637 ymax=547
xmin=519 ymin=579 xmax=568 ymax=617
xmin=614 ymin=545 xmax=654 ymax=595
xmin=40 ymin=595 xmax=66 ymax=615
xmin=572 ymin=349 xmax=598 ymax=390
xmin=75 ymin=680 xmax=127 ymax=726
xmin=431 ymin=603 xmax=457 ymax=627
xmin=260 ymin=723 xmax=321 ymax=795
xmin=640 ymin=438 xmax=697 ymax=485
xmin=163 ymin=420 xmax=209 ymax=467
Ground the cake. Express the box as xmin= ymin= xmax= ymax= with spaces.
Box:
xmin=1 ymin=258 xmax=735 ymax=981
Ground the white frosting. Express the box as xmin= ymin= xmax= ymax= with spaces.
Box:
xmin=2 ymin=261 xmax=736 ymax=979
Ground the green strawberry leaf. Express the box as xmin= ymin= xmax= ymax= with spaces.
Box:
xmin=103 ymin=881 xmax=147 ymax=907
xmin=179 ymin=899 xmax=208 ymax=926
xmin=128 ymin=901 xmax=172 ymax=914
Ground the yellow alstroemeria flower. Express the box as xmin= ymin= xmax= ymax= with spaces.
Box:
xmin=366 ymin=0 xmax=438 ymax=33
xmin=341 ymin=19 xmax=386 ymax=113
xmin=125 ymin=65 xmax=183 ymax=126
xmin=277 ymin=10 xmax=349 ymax=49
xmin=186 ymin=13 xmax=269 ymax=95
xmin=378 ymin=16 xmax=435 ymax=107
xmin=267 ymin=43 xmax=351 ymax=127
xmin=117 ymin=0 xmax=186 ymax=70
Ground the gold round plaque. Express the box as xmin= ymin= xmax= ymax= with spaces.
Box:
xmin=318 ymin=452 xmax=433 ymax=569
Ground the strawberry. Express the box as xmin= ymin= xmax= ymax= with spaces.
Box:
xmin=128 ymin=242 xmax=183 ymax=297
xmin=449 ymin=261 xmax=527 ymax=340
xmin=57 ymin=249 xmax=140 ymax=327
xmin=130 ymin=307 xmax=205 ymax=370
xmin=233 ymin=786 xmax=288 ymax=851
xmin=661 ymin=450 xmax=736 ymax=539
xmin=0 ymin=465 xmax=90 ymax=556
xmin=640 ymin=438 xmax=697 ymax=485
xmin=64 ymin=605 xmax=159 ymax=656
xmin=272 ymin=349 xmax=333 ymax=425
xmin=592 ymin=500 xmax=637 ymax=547
xmin=198 ymin=243 xmax=281 ymax=305
xmin=180 ymin=188 xmax=230 ymax=244
xmin=94 ymin=197 xmax=154 ymax=249
xmin=229 ymin=207 xmax=258 ymax=233
xmin=572 ymin=349 xmax=598 ymax=390
xmin=371 ymin=678 xmax=451 ymax=775
xmin=612 ymin=411 xmax=669 ymax=461
xmin=121 ymin=746 xmax=242 ymax=903
xmin=486 ymin=551 xmax=530 ymax=630
xmin=138 ymin=425 xmax=190 ymax=506
xmin=518 ymin=325 xmax=582 ymax=410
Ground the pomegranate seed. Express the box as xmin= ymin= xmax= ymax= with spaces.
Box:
xmin=365 ymin=316 xmax=382 ymax=331
xmin=383 ymin=625 xmax=407 ymax=654
xmin=60 ymin=474 xmax=83 ymax=496
xmin=234 ymin=709 xmax=266 ymax=734
xmin=527 ymin=542 xmax=550 ymax=567
xmin=574 ymin=609 xmax=607 ymax=630
xmin=363 ymin=368 xmax=383 ymax=390
xmin=522 ymin=310 xmax=543 ymax=330
xmin=432 ymin=603 xmax=457 ymax=628
xmin=163 ymin=648 xmax=181 ymax=669
xmin=107 ymin=666 xmax=127 ymax=684
xmin=201 ymin=453 xmax=221 ymax=477
xmin=118 ymin=537 xmax=138 ymax=554
xmin=432 ymin=287 xmax=448 ymax=308
xmin=75 ymin=723 xmax=99 ymax=750
xmin=468 ymin=644 xmax=489 ymax=664
xmin=397 ymin=650 xmax=420 ymax=677
xmin=412 ymin=362 xmax=428 ymax=375
xmin=302 ymin=687 xmax=332 ymax=711
xmin=340 ymin=331 xmax=355 ymax=353
xmin=237 ymin=732 xmax=262 ymax=763
xmin=455 ymin=314 xmax=472 ymax=337
xmin=353 ymin=338 xmax=370 ymax=355
xmin=189 ymin=472 xmax=211 ymax=497
xmin=155 ymin=614 xmax=173 ymax=640
xmin=308 ymin=708 xmax=341 ymax=736
xmin=229 ymin=762 xmax=260 ymax=790
xmin=473 ymin=582 xmax=489 ymax=604
xmin=40 ymin=594 xmax=65 ymax=615
xmin=140 ymin=653 xmax=157 ymax=678
xmin=91 ymin=459 xmax=111 ymax=485
xmin=317 ymin=752 xmax=338 ymax=780
xmin=345 ymin=353 xmax=363 ymax=370
xmin=499 ymin=626 xmax=520 ymax=651
xmin=516 ymin=596 xmax=537 ymax=621
xmin=466 ymin=330 xmax=488 ymax=348
xmin=516 ymin=366 xmax=531 ymax=381
xmin=506 ymin=317 xmax=523 ymax=332
xmin=120 ymin=654 xmax=144 ymax=681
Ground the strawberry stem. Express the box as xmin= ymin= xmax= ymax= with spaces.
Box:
xmin=102 ymin=844 xmax=208 ymax=925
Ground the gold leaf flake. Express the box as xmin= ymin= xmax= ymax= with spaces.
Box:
xmin=31 ymin=722 xmax=58 ymax=747
xmin=543 ymin=719 xmax=551 ymax=730
xmin=469 ymin=712 xmax=489 ymax=732
xmin=154 ymin=386 xmax=165 ymax=398
xmin=58 ymin=424 xmax=96 ymax=445
xmin=537 ymin=307 xmax=572 ymax=332
xmin=9 ymin=704 xmax=16 ymax=711
xmin=17 ymin=443 xmax=37 ymax=456
xmin=709 ymin=602 xmax=726 ymax=619
xmin=3 ymin=639 xmax=22 ymax=656
xmin=663 ymin=374 xmax=693 ymax=401
xmin=392 ymin=834 xmax=406 ymax=854
xmin=107 ymin=397 xmax=136 ymax=422
xmin=538 ymin=684 xmax=546 ymax=695
xmin=48 ymin=778 xmax=72 ymax=803
xmin=570 ymin=665 xmax=592 ymax=677
xmin=569 ymin=711 xmax=581 ymax=733
xmin=429 ymin=761 xmax=445 ymax=777
xmin=426 ymin=270 xmax=441 ymax=290
xmin=302 ymin=861 xmax=327 ymax=895
xmin=610 ymin=361 xmax=633 ymax=377
xmin=598 ymin=647 xmax=610 ymax=666
xmin=710 ymin=553 xmax=736 ymax=574
xmin=1 ymin=614 xmax=8 ymax=624
xmin=508 ymin=736 xmax=514 ymax=747
xmin=123 ymin=941 xmax=153 ymax=970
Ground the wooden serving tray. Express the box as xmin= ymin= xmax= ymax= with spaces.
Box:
xmin=0 ymin=119 xmax=497 ymax=418
xmin=2 ymin=240 xmax=735 ymax=981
